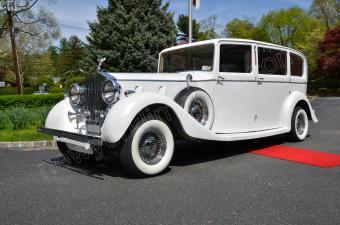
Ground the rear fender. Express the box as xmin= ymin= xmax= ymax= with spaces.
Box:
xmin=281 ymin=91 xmax=318 ymax=131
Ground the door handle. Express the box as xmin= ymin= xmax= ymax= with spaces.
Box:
xmin=257 ymin=77 xmax=264 ymax=85
xmin=217 ymin=76 xmax=225 ymax=85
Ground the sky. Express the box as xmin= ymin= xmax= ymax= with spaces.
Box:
xmin=36 ymin=0 xmax=313 ymax=43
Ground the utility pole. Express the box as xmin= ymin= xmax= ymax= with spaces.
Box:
xmin=188 ymin=0 xmax=192 ymax=43
xmin=188 ymin=0 xmax=200 ymax=43
xmin=1 ymin=0 xmax=39 ymax=94
xmin=6 ymin=6 xmax=23 ymax=94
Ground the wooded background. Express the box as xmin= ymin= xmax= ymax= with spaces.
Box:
xmin=0 ymin=0 xmax=339 ymax=95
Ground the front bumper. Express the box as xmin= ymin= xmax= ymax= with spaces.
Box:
xmin=38 ymin=127 xmax=101 ymax=143
xmin=38 ymin=128 xmax=103 ymax=155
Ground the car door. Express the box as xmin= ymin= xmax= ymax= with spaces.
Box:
xmin=255 ymin=45 xmax=290 ymax=130
xmin=213 ymin=42 xmax=257 ymax=133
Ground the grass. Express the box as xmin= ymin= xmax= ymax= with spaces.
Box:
xmin=0 ymin=128 xmax=53 ymax=142
xmin=0 ymin=106 xmax=53 ymax=142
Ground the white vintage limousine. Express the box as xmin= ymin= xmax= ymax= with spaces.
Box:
xmin=39 ymin=39 xmax=318 ymax=176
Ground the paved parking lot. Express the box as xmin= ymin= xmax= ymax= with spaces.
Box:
xmin=0 ymin=98 xmax=339 ymax=225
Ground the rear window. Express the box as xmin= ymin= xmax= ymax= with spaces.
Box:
xmin=258 ymin=47 xmax=287 ymax=75
xmin=290 ymin=53 xmax=304 ymax=76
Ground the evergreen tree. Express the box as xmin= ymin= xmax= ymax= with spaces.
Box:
xmin=177 ymin=14 xmax=200 ymax=42
xmin=53 ymin=36 xmax=86 ymax=76
xmin=86 ymin=0 xmax=176 ymax=72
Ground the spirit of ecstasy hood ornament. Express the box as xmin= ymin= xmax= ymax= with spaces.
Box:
xmin=97 ymin=57 xmax=107 ymax=71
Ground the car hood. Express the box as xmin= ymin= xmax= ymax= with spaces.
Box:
xmin=99 ymin=71 xmax=216 ymax=99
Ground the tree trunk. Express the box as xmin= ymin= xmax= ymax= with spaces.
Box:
xmin=7 ymin=10 xmax=23 ymax=95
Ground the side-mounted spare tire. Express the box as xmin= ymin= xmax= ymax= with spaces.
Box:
xmin=175 ymin=88 xmax=214 ymax=129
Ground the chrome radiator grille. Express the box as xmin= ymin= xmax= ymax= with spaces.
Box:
xmin=83 ymin=77 xmax=106 ymax=131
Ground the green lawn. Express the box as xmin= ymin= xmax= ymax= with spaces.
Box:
xmin=0 ymin=129 xmax=53 ymax=142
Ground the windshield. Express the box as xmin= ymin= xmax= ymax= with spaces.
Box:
xmin=159 ymin=44 xmax=214 ymax=73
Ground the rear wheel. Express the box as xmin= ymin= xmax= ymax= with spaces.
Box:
xmin=289 ymin=106 xmax=309 ymax=141
xmin=177 ymin=89 xmax=214 ymax=129
xmin=119 ymin=116 xmax=174 ymax=177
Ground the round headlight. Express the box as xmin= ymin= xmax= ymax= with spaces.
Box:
xmin=102 ymin=80 xmax=120 ymax=105
xmin=69 ymin=83 xmax=82 ymax=106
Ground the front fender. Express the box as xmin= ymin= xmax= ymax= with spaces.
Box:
xmin=101 ymin=93 xmax=217 ymax=143
xmin=281 ymin=92 xmax=318 ymax=130
xmin=45 ymin=98 xmax=83 ymax=134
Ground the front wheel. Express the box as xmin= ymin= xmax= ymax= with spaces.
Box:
xmin=289 ymin=106 xmax=309 ymax=141
xmin=119 ymin=116 xmax=174 ymax=177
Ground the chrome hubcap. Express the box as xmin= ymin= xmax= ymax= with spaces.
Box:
xmin=189 ymin=98 xmax=209 ymax=125
xmin=296 ymin=113 xmax=306 ymax=135
xmin=139 ymin=131 xmax=166 ymax=165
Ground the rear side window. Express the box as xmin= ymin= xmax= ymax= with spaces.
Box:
xmin=220 ymin=45 xmax=252 ymax=73
xmin=290 ymin=53 xmax=304 ymax=76
xmin=258 ymin=47 xmax=287 ymax=75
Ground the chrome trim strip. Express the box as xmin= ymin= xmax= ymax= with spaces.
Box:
xmin=216 ymin=127 xmax=282 ymax=135
xmin=117 ymin=79 xmax=307 ymax=85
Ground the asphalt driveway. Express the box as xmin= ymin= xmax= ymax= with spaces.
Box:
xmin=0 ymin=97 xmax=339 ymax=225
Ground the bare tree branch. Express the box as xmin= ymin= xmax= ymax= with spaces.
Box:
xmin=16 ymin=27 xmax=39 ymax=36
xmin=14 ymin=0 xmax=38 ymax=13
xmin=15 ymin=14 xmax=42 ymax=24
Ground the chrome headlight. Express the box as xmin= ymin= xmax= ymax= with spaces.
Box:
xmin=102 ymin=79 xmax=120 ymax=105
xmin=69 ymin=83 xmax=82 ymax=106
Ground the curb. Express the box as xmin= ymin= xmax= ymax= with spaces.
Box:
xmin=0 ymin=141 xmax=57 ymax=151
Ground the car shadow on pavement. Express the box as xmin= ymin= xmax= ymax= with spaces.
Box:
xmin=170 ymin=135 xmax=286 ymax=167
xmin=45 ymin=134 xmax=287 ymax=179
xmin=45 ymin=155 xmax=131 ymax=179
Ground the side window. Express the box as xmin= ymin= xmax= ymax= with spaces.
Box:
xmin=258 ymin=47 xmax=287 ymax=75
xmin=290 ymin=53 xmax=304 ymax=76
xmin=220 ymin=45 xmax=252 ymax=73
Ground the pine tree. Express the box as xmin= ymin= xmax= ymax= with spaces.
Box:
xmin=86 ymin=0 xmax=176 ymax=72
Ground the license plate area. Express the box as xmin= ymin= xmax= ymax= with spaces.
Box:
xmin=86 ymin=122 xmax=101 ymax=136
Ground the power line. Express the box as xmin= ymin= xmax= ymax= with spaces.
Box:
xmin=58 ymin=23 xmax=89 ymax=31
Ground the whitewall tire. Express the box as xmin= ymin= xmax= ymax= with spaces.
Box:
xmin=119 ymin=116 xmax=174 ymax=177
xmin=178 ymin=89 xmax=214 ymax=129
xmin=289 ymin=106 xmax=309 ymax=141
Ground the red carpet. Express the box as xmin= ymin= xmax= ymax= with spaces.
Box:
xmin=251 ymin=145 xmax=340 ymax=168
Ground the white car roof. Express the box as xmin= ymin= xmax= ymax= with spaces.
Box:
xmin=160 ymin=38 xmax=304 ymax=57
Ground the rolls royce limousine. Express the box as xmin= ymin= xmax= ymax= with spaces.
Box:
xmin=39 ymin=39 xmax=318 ymax=176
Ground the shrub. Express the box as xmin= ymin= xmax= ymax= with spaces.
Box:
xmin=0 ymin=106 xmax=52 ymax=130
xmin=0 ymin=87 xmax=36 ymax=95
xmin=48 ymin=85 xmax=63 ymax=94
xmin=0 ymin=111 xmax=13 ymax=129
xmin=32 ymin=106 xmax=52 ymax=127
xmin=65 ymin=76 xmax=85 ymax=89
xmin=6 ymin=107 xmax=34 ymax=130
xmin=317 ymin=87 xmax=328 ymax=96
xmin=0 ymin=94 xmax=64 ymax=110
xmin=23 ymin=87 xmax=35 ymax=94
xmin=0 ymin=88 xmax=16 ymax=95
